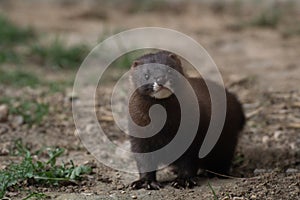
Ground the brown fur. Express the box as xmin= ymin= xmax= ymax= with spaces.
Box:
xmin=128 ymin=51 xmax=245 ymax=189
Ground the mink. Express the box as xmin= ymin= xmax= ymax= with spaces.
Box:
xmin=128 ymin=51 xmax=245 ymax=189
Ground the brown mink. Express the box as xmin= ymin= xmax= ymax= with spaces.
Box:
xmin=128 ymin=51 xmax=245 ymax=189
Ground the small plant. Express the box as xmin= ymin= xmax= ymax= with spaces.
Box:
xmin=30 ymin=39 xmax=89 ymax=69
xmin=0 ymin=15 xmax=35 ymax=46
xmin=0 ymin=15 xmax=35 ymax=64
xmin=0 ymin=68 xmax=73 ymax=94
xmin=0 ymin=69 xmax=41 ymax=88
xmin=0 ymin=49 xmax=21 ymax=64
xmin=111 ymin=50 xmax=151 ymax=69
xmin=22 ymin=192 xmax=48 ymax=200
xmin=111 ymin=53 xmax=134 ymax=69
xmin=208 ymin=182 xmax=219 ymax=200
xmin=0 ymin=97 xmax=49 ymax=126
xmin=281 ymin=26 xmax=300 ymax=38
xmin=47 ymin=80 xmax=74 ymax=93
xmin=11 ymin=101 xmax=49 ymax=126
xmin=0 ymin=139 xmax=92 ymax=198
xmin=122 ymin=0 xmax=185 ymax=14
xmin=125 ymin=0 xmax=169 ymax=13
xmin=250 ymin=6 xmax=282 ymax=28
xmin=233 ymin=153 xmax=245 ymax=166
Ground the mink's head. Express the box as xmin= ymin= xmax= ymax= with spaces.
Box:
xmin=130 ymin=51 xmax=184 ymax=99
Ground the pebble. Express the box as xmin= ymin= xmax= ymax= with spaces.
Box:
xmin=109 ymin=194 xmax=117 ymax=199
xmin=262 ymin=136 xmax=269 ymax=144
xmin=116 ymin=184 xmax=125 ymax=190
xmin=250 ymin=194 xmax=257 ymax=199
xmin=81 ymin=192 xmax=93 ymax=196
xmin=0 ymin=148 xmax=9 ymax=156
xmin=0 ymin=104 xmax=9 ymax=122
xmin=65 ymin=188 xmax=73 ymax=193
xmin=67 ymin=91 xmax=78 ymax=101
xmin=254 ymin=169 xmax=266 ymax=175
xmin=11 ymin=115 xmax=24 ymax=127
xmin=221 ymin=197 xmax=230 ymax=200
xmin=273 ymin=131 xmax=282 ymax=140
xmin=233 ymin=197 xmax=244 ymax=200
xmin=285 ymin=168 xmax=298 ymax=174
xmin=131 ymin=195 xmax=137 ymax=199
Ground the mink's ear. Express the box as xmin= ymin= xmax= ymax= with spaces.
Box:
xmin=131 ymin=61 xmax=141 ymax=68
xmin=168 ymin=53 xmax=181 ymax=66
xmin=168 ymin=53 xmax=177 ymax=60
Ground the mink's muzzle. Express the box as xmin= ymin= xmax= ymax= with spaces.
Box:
xmin=137 ymin=83 xmax=154 ymax=95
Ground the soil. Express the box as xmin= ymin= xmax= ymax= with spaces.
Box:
xmin=0 ymin=0 xmax=299 ymax=199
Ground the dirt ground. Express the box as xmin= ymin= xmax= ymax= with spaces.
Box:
xmin=0 ymin=0 xmax=299 ymax=199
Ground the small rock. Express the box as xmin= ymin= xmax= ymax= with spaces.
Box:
xmin=120 ymin=190 xmax=126 ymax=194
xmin=65 ymin=188 xmax=73 ymax=193
xmin=221 ymin=197 xmax=230 ymax=200
xmin=233 ymin=197 xmax=244 ymax=200
xmin=83 ymin=160 xmax=97 ymax=168
xmin=286 ymin=168 xmax=298 ymax=174
xmin=0 ymin=148 xmax=9 ymax=156
xmin=250 ymin=194 xmax=257 ymax=199
xmin=0 ymin=104 xmax=9 ymax=122
xmin=12 ymin=115 xmax=24 ymax=127
xmin=254 ymin=169 xmax=266 ymax=175
xmin=273 ymin=131 xmax=281 ymax=140
xmin=74 ymin=129 xmax=80 ymax=137
xmin=67 ymin=90 xmax=78 ymax=101
xmin=109 ymin=194 xmax=117 ymax=198
xmin=131 ymin=195 xmax=137 ymax=199
xmin=81 ymin=192 xmax=93 ymax=196
xmin=262 ymin=136 xmax=269 ymax=144
xmin=116 ymin=184 xmax=125 ymax=190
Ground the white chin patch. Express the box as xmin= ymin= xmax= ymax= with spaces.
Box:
xmin=151 ymin=88 xmax=173 ymax=99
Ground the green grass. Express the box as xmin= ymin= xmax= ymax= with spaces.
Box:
xmin=0 ymin=97 xmax=49 ymax=127
xmin=111 ymin=53 xmax=134 ymax=69
xmin=0 ymin=139 xmax=92 ymax=199
xmin=0 ymin=49 xmax=22 ymax=64
xmin=47 ymin=79 xmax=74 ymax=93
xmin=121 ymin=0 xmax=169 ymax=13
xmin=0 ymin=14 xmax=89 ymax=68
xmin=110 ymin=50 xmax=152 ymax=69
xmin=0 ymin=15 xmax=35 ymax=64
xmin=0 ymin=68 xmax=72 ymax=124
xmin=0 ymin=15 xmax=35 ymax=46
xmin=30 ymin=39 xmax=89 ymax=69
xmin=22 ymin=192 xmax=48 ymax=200
xmin=249 ymin=6 xmax=282 ymax=28
xmin=0 ymin=68 xmax=73 ymax=93
xmin=281 ymin=26 xmax=300 ymax=38
xmin=0 ymin=69 xmax=41 ymax=88
xmin=208 ymin=182 xmax=218 ymax=200
xmin=232 ymin=153 xmax=245 ymax=166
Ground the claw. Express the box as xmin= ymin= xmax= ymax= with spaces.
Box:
xmin=171 ymin=178 xmax=197 ymax=189
xmin=130 ymin=179 xmax=162 ymax=190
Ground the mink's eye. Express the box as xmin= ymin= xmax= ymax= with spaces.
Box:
xmin=145 ymin=74 xmax=149 ymax=80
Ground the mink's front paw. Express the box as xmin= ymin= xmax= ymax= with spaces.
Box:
xmin=171 ymin=178 xmax=197 ymax=189
xmin=130 ymin=179 xmax=162 ymax=190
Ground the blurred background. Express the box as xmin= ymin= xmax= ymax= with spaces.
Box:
xmin=0 ymin=0 xmax=299 ymax=199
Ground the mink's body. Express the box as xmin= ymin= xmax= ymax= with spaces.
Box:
xmin=128 ymin=51 xmax=245 ymax=189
